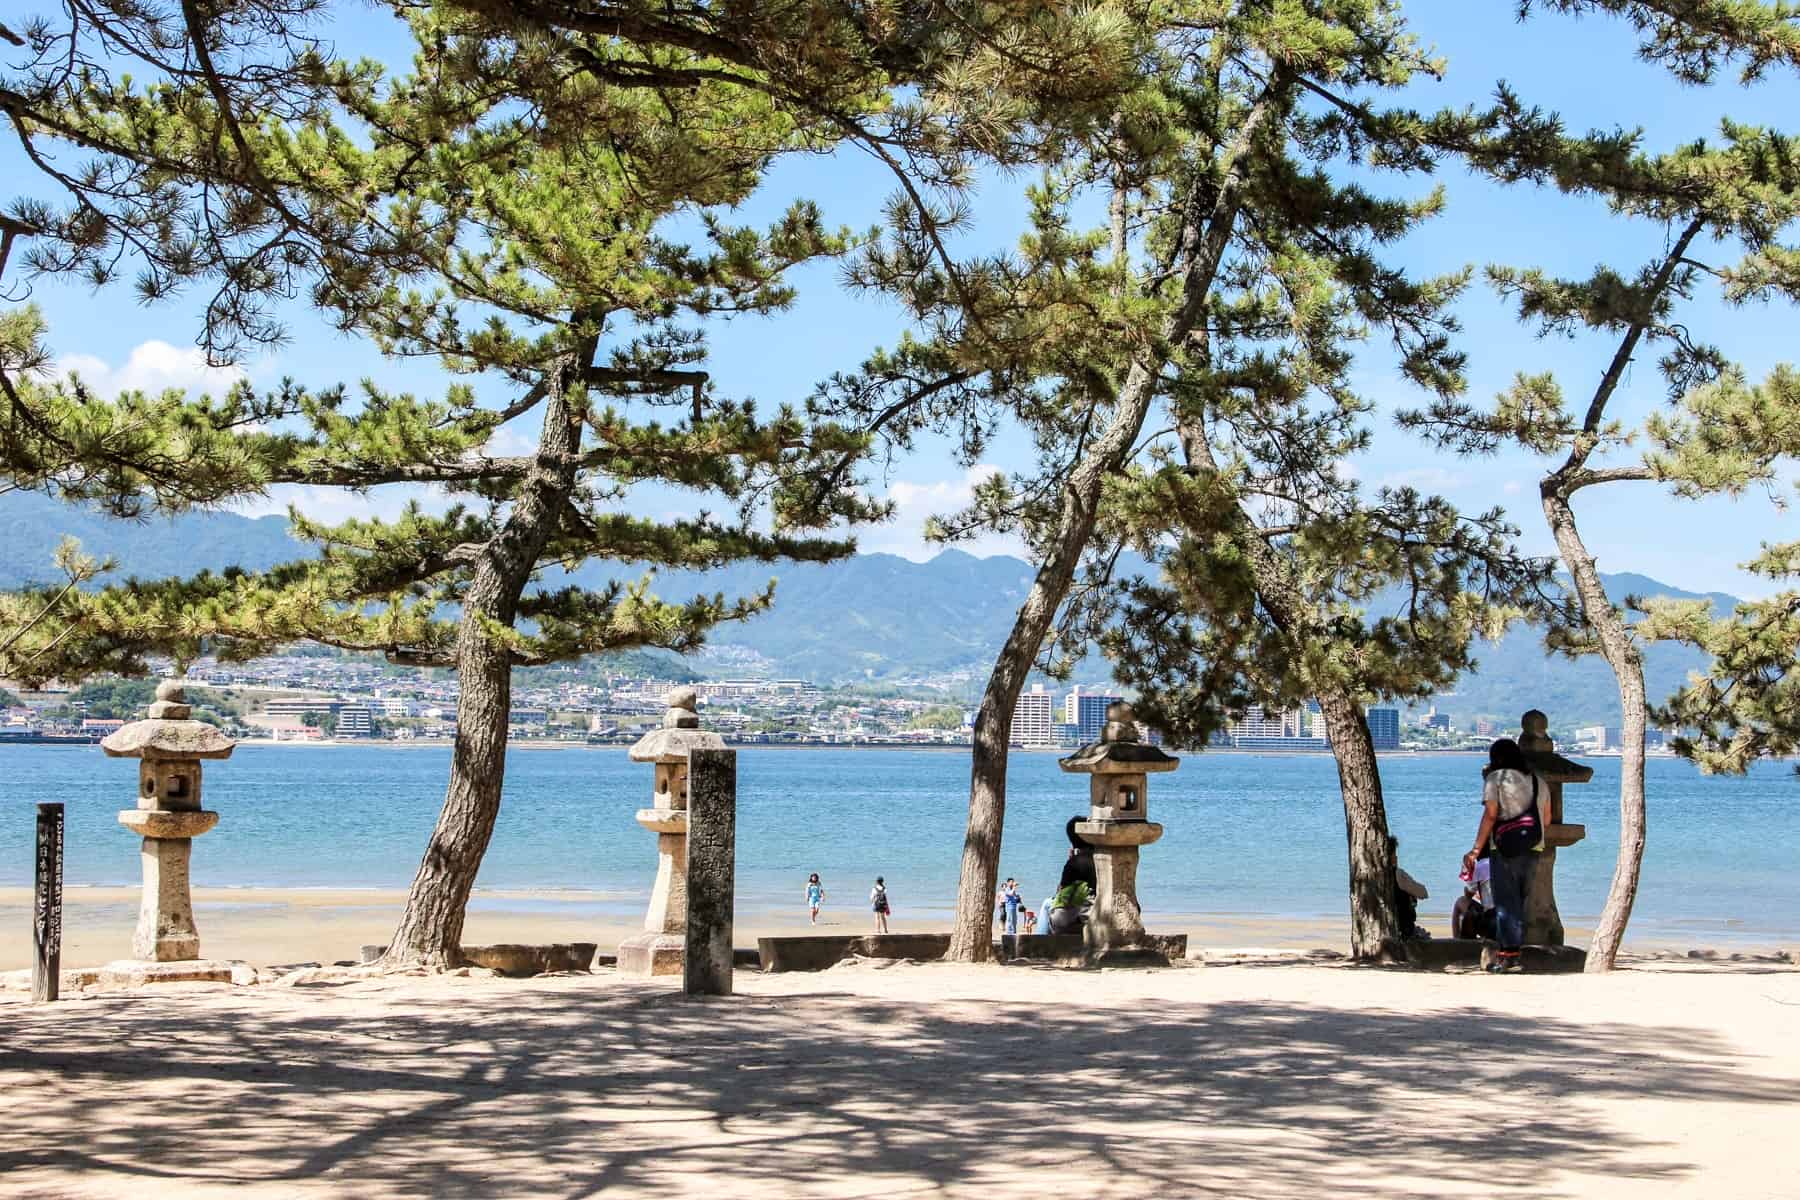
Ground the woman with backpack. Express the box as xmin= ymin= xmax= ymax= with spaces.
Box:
xmin=1462 ymin=738 xmax=1546 ymax=974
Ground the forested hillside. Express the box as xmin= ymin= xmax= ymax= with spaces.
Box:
xmin=0 ymin=492 xmax=1730 ymax=724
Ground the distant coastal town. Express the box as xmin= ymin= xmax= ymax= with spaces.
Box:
xmin=1 ymin=652 xmax=1668 ymax=756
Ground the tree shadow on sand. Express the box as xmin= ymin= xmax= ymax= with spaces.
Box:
xmin=2 ymin=973 xmax=1796 ymax=1198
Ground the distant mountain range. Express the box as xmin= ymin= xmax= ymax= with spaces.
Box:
xmin=0 ymin=490 xmax=1735 ymax=726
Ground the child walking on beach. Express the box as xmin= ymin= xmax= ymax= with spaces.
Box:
xmin=806 ymin=873 xmax=826 ymax=925
xmin=870 ymin=877 xmax=891 ymax=933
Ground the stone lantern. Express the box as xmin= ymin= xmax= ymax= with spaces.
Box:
xmin=1059 ymin=702 xmax=1181 ymax=959
xmin=1517 ymin=709 xmax=1593 ymax=946
xmin=101 ymin=680 xmax=235 ymax=962
xmin=617 ymin=686 xmax=723 ymax=976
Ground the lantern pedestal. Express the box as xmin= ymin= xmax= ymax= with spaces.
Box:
xmin=1074 ymin=819 xmax=1165 ymax=952
xmin=619 ymin=689 xmax=723 ymax=977
xmin=617 ymin=810 xmax=691 ymax=976
xmin=1517 ymin=709 xmax=1594 ymax=948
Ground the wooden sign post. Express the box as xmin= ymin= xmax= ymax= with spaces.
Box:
xmin=33 ymin=802 xmax=64 ymax=1002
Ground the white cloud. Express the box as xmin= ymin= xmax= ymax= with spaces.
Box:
xmin=56 ymin=340 xmax=246 ymax=398
xmin=483 ymin=420 xmax=539 ymax=458
xmin=1501 ymin=480 xmax=1524 ymax=496
xmin=856 ymin=463 xmax=1024 ymax=561
xmin=231 ymin=483 xmax=452 ymax=525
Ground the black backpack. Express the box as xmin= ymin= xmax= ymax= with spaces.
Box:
xmin=1494 ymin=772 xmax=1543 ymax=857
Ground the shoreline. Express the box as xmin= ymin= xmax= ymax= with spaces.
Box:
xmin=125 ymin=738 xmax=1703 ymax=758
xmin=3 ymin=885 xmax=1790 ymax=971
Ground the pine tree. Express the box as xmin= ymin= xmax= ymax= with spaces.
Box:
xmin=2 ymin=0 xmax=1152 ymax=966
xmin=0 ymin=3 xmax=891 ymax=968
xmin=1637 ymin=379 xmax=1800 ymax=772
xmin=1401 ymin=13 xmax=1800 ymax=968
xmin=1102 ymin=284 xmax=1546 ymax=961
xmin=812 ymin=0 xmax=1534 ymax=960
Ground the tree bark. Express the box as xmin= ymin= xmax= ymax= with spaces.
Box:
xmin=943 ymin=81 xmax=1289 ymax=962
xmin=1542 ymin=487 xmax=1646 ymax=973
xmin=1316 ymin=692 xmax=1402 ymax=959
xmin=1530 ymin=219 xmax=1699 ymax=973
xmin=379 ymin=362 xmax=585 ymax=969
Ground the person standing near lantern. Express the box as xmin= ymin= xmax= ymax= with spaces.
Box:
xmin=1463 ymin=738 xmax=1546 ymax=974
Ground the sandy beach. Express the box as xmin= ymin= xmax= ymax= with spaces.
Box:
xmin=4 ymin=885 xmax=1789 ymax=973
xmin=0 ymin=886 xmax=1380 ymax=970
xmin=1 ymin=957 xmax=1796 ymax=1198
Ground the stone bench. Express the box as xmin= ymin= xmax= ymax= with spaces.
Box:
xmin=997 ymin=933 xmax=1190 ymax=966
xmin=757 ymin=932 xmax=1192 ymax=972
xmin=756 ymin=933 xmax=952 ymax=972
xmin=360 ymin=942 xmax=599 ymax=976
xmin=1400 ymin=938 xmax=1587 ymax=973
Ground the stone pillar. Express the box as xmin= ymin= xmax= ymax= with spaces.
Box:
xmin=33 ymin=802 xmax=63 ymax=1003
xmin=101 ymin=681 xmax=234 ymax=963
xmin=1062 ymin=702 xmax=1182 ymax=962
xmin=618 ymin=688 xmax=724 ymax=976
xmin=684 ymin=747 xmax=736 ymax=997
xmin=1518 ymin=709 xmax=1593 ymax=947
xmin=1090 ymin=839 xmax=1142 ymax=949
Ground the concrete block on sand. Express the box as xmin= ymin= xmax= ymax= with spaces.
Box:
xmin=0 ymin=959 xmax=256 ymax=992
xmin=758 ymin=933 xmax=952 ymax=972
xmin=358 ymin=943 xmax=598 ymax=976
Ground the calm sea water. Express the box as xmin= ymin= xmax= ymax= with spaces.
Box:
xmin=3 ymin=745 xmax=1794 ymax=943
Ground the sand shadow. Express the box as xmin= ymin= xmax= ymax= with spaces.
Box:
xmin=2 ymin=975 xmax=1795 ymax=1198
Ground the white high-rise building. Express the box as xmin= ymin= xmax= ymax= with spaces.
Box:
xmin=1012 ymin=683 xmax=1056 ymax=747
xmin=1231 ymin=704 xmax=1290 ymax=740
xmin=335 ymin=705 xmax=375 ymax=737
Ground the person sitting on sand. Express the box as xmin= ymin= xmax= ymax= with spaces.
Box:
xmin=1463 ymin=738 xmax=1546 ymax=973
xmin=1391 ymin=836 xmax=1429 ymax=939
xmin=870 ymin=877 xmax=891 ymax=934
xmin=805 ymin=873 xmax=826 ymax=926
xmin=1452 ymin=852 xmax=1497 ymax=940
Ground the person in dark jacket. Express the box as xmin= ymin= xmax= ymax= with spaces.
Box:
xmin=1059 ymin=815 xmax=1097 ymax=891
xmin=1044 ymin=816 xmax=1097 ymax=934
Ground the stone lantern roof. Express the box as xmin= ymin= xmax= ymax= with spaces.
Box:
xmin=629 ymin=685 xmax=724 ymax=763
xmin=1518 ymin=709 xmax=1593 ymax=785
xmin=100 ymin=681 xmax=235 ymax=761
xmin=1059 ymin=701 xmax=1179 ymax=775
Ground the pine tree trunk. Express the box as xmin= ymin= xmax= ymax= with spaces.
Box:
xmin=1543 ymin=488 xmax=1646 ymax=973
xmin=949 ymin=550 xmax=1095 ymax=963
xmin=1175 ymin=419 xmax=1401 ymax=958
xmin=379 ymin=366 xmax=584 ymax=970
xmin=1316 ymin=692 xmax=1401 ymax=959
xmin=943 ymin=86 xmax=1289 ymax=963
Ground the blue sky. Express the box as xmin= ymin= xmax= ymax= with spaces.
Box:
xmin=6 ymin=1 xmax=1798 ymax=598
